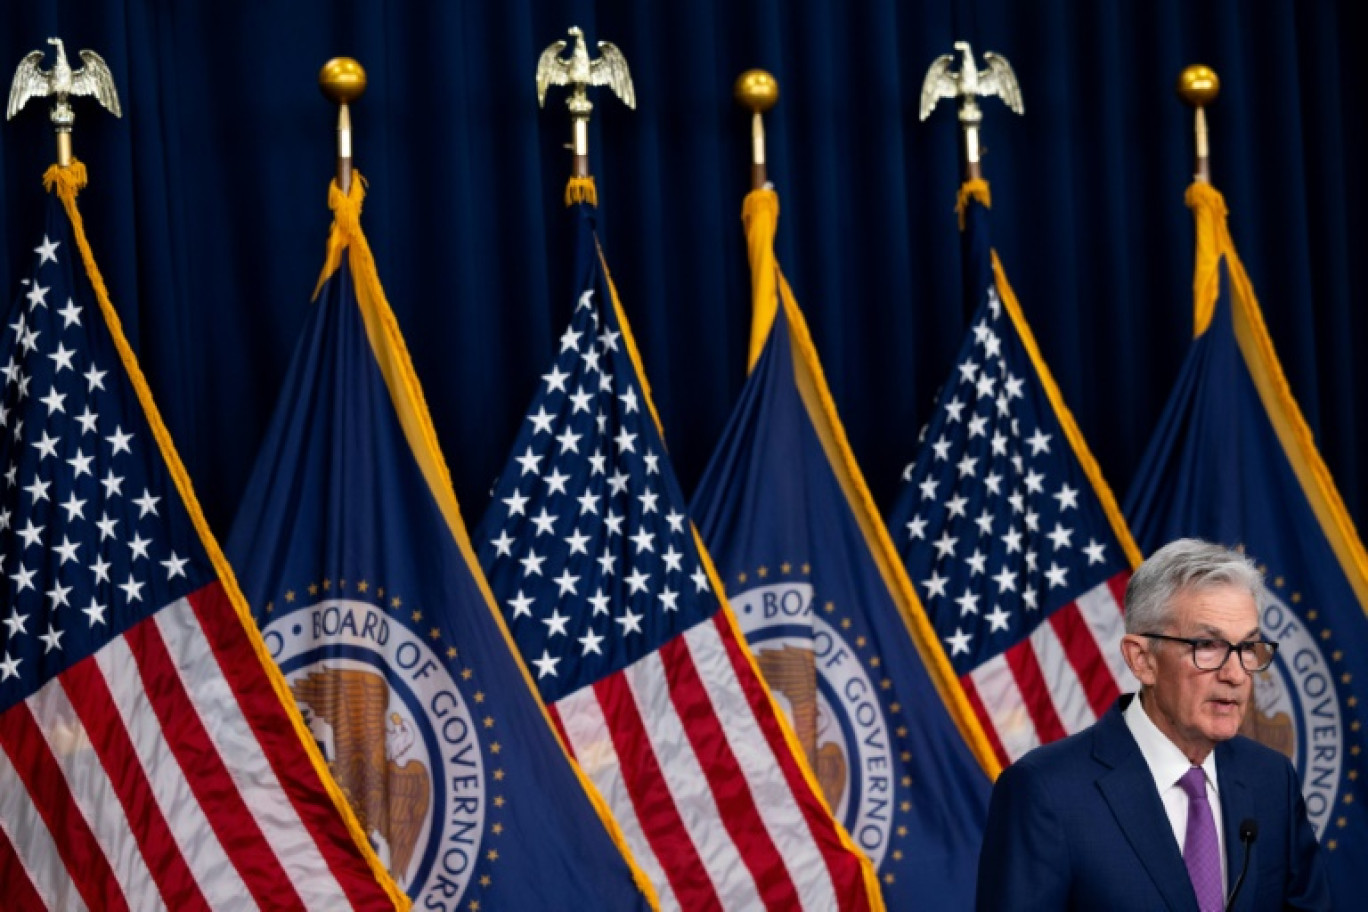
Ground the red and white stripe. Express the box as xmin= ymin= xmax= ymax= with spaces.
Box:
xmin=549 ymin=613 xmax=874 ymax=912
xmin=0 ymin=583 xmax=399 ymax=911
xmin=962 ymin=572 xmax=1137 ymax=766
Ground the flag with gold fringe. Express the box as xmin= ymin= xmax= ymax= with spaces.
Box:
xmin=1124 ymin=180 xmax=1368 ymax=904
xmin=691 ymin=186 xmax=996 ymax=906
xmin=474 ymin=178 xmax=882 ymax=911
xmin=0 ymin=162 xmax=407 ymax=909
xmin=886 ymin=181 xmax=1143 ymax=767
xmin=225 ymin=174 xmax=654 ymax=911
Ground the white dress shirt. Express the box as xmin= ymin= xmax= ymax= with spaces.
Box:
xmin=1124 ymin=693 xmax=1229 ymax=892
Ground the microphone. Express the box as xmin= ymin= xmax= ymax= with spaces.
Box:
xmin=1225 ymin=819 xmax=1258 ymax=912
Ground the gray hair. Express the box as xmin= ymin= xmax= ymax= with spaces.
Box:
xmin=1124 ymin=538 xmax=1265 ymax=634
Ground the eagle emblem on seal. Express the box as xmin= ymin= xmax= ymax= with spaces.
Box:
xmin=293 ymin=667 xmax=432 ymax=884
xmin=757 ymin=644 xmax=848 ymax=811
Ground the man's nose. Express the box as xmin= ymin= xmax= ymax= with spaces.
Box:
xmin=1216 ymin=649 xmax=1249 ymax=684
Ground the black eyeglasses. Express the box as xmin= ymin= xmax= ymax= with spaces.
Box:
xmin=1139 ymin=633 xmax=1279 ymax=673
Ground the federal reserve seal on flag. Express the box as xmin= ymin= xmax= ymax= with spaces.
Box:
xmin=692 ymin=192 xmax=994 ymax=904
xmin=1245 ymin=570 xmax=1362 ymax=849
xmin=728 ymin=571 xmax=910 ymax=872
xmin=260 ymin=586 xmax=502 ymax=909
xmin=225 ymin=171 xmax=654 ymax=909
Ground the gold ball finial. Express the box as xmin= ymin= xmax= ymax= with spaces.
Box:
xmin=734 ymin=69 xmax=779 ymax=113
xmin=1177 ymin=65 xmax=1219 ymax=108
xmin=319 ymin=57 xmax=367 ymax=104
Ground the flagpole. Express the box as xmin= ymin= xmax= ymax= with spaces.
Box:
xmin=1177 ymin=65 xmax=1220 ymax=184
xmin=6 ymin=37 xmax=122 ymax=168
xmin=734 ymin=69 xmax=779 ymax=191
xmin=319 ymin=57 xmax=366 ymax=193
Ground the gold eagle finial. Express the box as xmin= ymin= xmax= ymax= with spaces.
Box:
xmin=919 ymin=41 xmax=1023 ymax=123
xmin=919 ymin=41 xmax=1024 ymax=180
xmin=535 ymin=26 xmax=635 ymax=111
xmin=535 ymin=26 xmax=635 ymax=180
xmin=8 ymin=37 xmax=121 ymax=122
xmin=8 ymin=37 xmax=122 ymax=167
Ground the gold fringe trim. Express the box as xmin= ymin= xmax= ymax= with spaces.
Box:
xmin=732 ymin=186 xmax=994 ymax=905
xmin=1185 ymin=182 xmax=1228 ymax=337
xmin=599 ymin=223 xmax=879 ymax=904
xmin=741 ymin=186 xmax=1002 ymax=781
xmin=599 ymin=242 xmax=666 ymax=440
xmin=313 ymin=173 xmax=369 ymax=300
xmin=1185 ymin=181 xmax=1368 ymax=613
xmin=316 ymin=174 xmax=659 ymax=908
xmin=695 ymin=522 xmax=888 ymax=911
xmin=779 ymin=265 xmax=1005 ymax=783
xmin=45 ymin=163 xmax=411 ymax=910
xmin=956 ymin=178 xmax=992 ymax=230
xmin=990 ymin=252 xmax=1144 ymax=570
xmin=565 ymin=175 xmax=598 ymax=207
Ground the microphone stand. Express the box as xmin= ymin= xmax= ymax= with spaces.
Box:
xmin=1226 ymin=819 xmax=1258 ymax=911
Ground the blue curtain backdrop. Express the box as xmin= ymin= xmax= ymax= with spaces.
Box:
xmin=1 ymin=1 xmax=1364 ymax=546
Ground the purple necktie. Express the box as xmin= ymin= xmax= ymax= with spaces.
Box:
xmin=1179 ymin=766 xmax=1224 ymax=912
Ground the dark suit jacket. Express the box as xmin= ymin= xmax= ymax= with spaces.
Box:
xmin=976 ymin=695 xmax=1329 ymax=911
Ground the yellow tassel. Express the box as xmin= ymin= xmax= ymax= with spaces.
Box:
xmin=312 ymin=173 xmax=369 ymax=300
xmin=42 ymin=160 xmax=90 ymax=200
xmin=1184 ymin=180 xmax=1228 ymax=221
xmin=42 ymin=161 xmax=116 ymax=328
xmin=564 ymin=176 xmax=598 ymax=207
xmin=741 ymin=189 xmax=781 ymax=372
xmin=1185 ymin=181 xmax=1229 ymax=337
xmin=741 ymin=186 xmax=779 ymax=228
xmin=955 ymin=178 xmax=992 ymax=230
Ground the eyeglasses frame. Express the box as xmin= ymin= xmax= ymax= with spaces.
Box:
xmin=1137 ymin=632 xmax=1279 ymax=673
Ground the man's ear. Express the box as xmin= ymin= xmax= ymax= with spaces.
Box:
xmin=1121 ymin=634 xmax=1158 ymax=687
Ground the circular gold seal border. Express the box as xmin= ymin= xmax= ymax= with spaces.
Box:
xmin=265 ymin=577 xmax=509 ymax=907
xmin=1262 ymin=567 xmax=1363 ymax=853
xmin=735 ymin=563 xmax=914 ymax=887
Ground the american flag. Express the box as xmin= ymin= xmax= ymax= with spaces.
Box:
xmin=887 ymin=189 xmax=1141 ymax=768
xmin=0 ymin=178 xmax=402 ymax=910
xmin=475 ymin=201 xmax=878 ymax=911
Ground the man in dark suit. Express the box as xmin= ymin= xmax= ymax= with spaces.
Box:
xmin=977 ymin=539 xmax=1329 ymax=911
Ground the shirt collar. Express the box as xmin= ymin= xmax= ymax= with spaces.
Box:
xmin=1123 ymin=691 xmax=1220 ymax=793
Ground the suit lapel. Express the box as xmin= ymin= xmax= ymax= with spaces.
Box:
xmin=1094 ymin=705 xmax=1200 ymax=912
xmin=1217 ymin=741 xmax=1258 ymax=911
